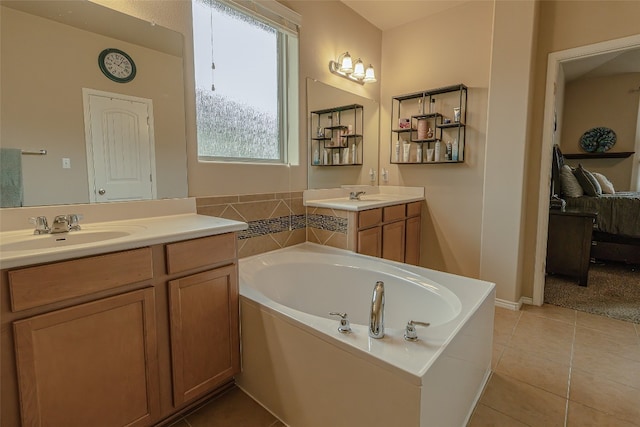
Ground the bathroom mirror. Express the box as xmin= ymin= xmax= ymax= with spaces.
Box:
xmin=0 ymin=1 xmax=188 ymax=207
xmin=306 ymin=78 xmax=379 ymax=189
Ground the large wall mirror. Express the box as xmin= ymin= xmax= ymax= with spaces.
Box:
xmin=306 ymin=78 xmax=379 ymax=189
xmin=0 ymin=1 xmax=188 ymax=207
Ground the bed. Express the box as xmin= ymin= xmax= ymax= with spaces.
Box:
xmin=551 ymin=144 xmax=640 ymax=264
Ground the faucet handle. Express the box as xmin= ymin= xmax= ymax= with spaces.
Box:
xmin=349 ymin=191 xmax=366 ymax=200
xmin=68 ymin=213 xmax=83 ymax=231
xmin=329 ymin=312 xmax=352 ymax=334
xmin=29 ymin=216 xmax=50 ymax=235
xmin=404 ymin=320 xmax=430 ymax=342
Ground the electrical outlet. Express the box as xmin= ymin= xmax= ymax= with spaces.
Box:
xmin=62 ymin=158 xmax=71 ymax=169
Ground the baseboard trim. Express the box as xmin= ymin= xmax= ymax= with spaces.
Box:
xmin=494 ymin=298 xmax=522 ymax=311
xmin=520 ymin=296 xmax=534 ymax=306
xmin=495 ymin=296 xmax=535 ymax=311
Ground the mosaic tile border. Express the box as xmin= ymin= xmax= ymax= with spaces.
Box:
xmin=307 ymin=213 xmax=348 ymax=234
xmin=238 ymin=214 xmax=307 ymax=240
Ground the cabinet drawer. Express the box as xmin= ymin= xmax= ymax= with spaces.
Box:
xmin=9 ymin=248 xmax=153 ymax=312
xmin=406 ymin=201 xmax=421 ymax=217
xmin=383 ymin=204 xmax=406 ymax=222
xmin=358 ymin=208 xmax=382 ymax=229
xmin=166 ymin=233 xmax=236 ymax=274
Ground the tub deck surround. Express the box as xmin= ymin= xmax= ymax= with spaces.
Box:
xmin=238 ymin=243 xmax=495 ymax=427
xmin=0 ymin=198 xmax=247 ymax=269
xmin=303 ymin=185 xmax=425 ymax=211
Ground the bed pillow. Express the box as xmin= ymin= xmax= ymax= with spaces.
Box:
xmin=560 ymin=164 xmax=583 ymax=197
xmin=573 ymin=164 xmax=602 ymax=197
xmin=593 ymin=172 xmax=615 ymax=194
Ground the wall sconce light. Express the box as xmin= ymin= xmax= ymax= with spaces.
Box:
xmin=329 ymin=52 xmax=377 ymax=85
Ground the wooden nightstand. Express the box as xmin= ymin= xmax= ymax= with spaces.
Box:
xmin=546 ymin=209 xmax=597 ymax=286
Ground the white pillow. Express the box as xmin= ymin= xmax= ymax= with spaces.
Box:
xmin=593 ymin=172 xmax=615 ymax=194
xmin=560 ymin=164 xmax=584 ymax=197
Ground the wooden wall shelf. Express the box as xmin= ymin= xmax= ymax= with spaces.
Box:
xmin=563 ymin=151 xmax=634 ymax=159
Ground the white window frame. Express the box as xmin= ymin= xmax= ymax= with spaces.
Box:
xmin=194 ymin=0 xmax=300 ymax=165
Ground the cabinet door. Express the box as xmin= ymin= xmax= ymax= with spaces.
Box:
xmin=13 ymin=288 xmax=159 ymax=427
xmin=168 ymin=265 xmax=239 ymax=406
xmin=382 ymin=221 xmax=406 ymax=263
xmin=405 ymin=216 xmax=421 ymax=265
xmin=357 ymin=226 xmax=382 ymax=258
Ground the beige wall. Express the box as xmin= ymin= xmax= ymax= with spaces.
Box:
xmin=521 ymin=0 xmax=640 ymax=298
xmin=480 ymin=0 xmax=538 ymax=303
xmin=380 ymin=1 xmax=493 ymax=278
xmin=561 ymin=73 xmax=639 ymax=191
xmin=1 ymin=5 xmax=187 ymax=206
xmin=96 ymin=0 xmax=382 ymax=198
xmin=7 ymin=0 xmax=638 ymax=303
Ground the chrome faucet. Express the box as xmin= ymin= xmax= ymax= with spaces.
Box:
xmin=349 ymin=191 xmax=366 ymax=200
xmin=369 ymin=281 xmax=385 ymax=339
xmin=50 ymin=215 xmax=71 ymax=233
xmin=31 ymin=214 xmax=82 ymax=234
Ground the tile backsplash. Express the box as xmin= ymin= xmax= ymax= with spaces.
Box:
xmin=196 ymin=192 xmax=306 ymax=258
xmin=306 ymin=206 xmax=351 ymax=251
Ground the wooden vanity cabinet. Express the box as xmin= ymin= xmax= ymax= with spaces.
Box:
xmin=356 ymin=208 xmax=382 ymax=257
xmin=1 ymin=232 xmax=240 ymax=427
xmin=165 ymin=234 xmax=240 ymax=407
xmin=13 ymin=288 xmax=160 ymax=427
xmin=355 ymin=201 xmax=422 ymax=265
xmin=381 ymin=204 xmax=407 ymax=262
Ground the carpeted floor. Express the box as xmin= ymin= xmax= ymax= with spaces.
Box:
xmin=545 ymin=261 xmax=640 ymax=324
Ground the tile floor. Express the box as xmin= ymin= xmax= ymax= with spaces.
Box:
xmin=171 ymin=304 xmax=640 ymax=427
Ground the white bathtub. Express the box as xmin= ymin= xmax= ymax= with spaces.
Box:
xmin=237 ymin=243 xmax=495 ymax=427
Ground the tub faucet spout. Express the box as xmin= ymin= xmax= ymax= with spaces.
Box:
xmin=369 ymin=281 xmax=385 ymax=339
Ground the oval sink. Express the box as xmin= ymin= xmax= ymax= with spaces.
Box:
xmin=1 ymin=230 xmax=131 ymax=252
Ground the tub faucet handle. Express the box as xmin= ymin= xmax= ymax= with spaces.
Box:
xmin=329 ymin=312 xmax=352 ymax=334
xmin=404 ymin=320 xmax=430 ymax=341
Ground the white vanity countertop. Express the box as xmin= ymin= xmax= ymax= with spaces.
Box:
xmin=304 ymin=186 xmax=425 ymax=211
xmin=0 ymin=213 xmax=247 ymax=269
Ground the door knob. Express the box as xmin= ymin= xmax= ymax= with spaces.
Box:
xmin=98 ymin=188 xmax=106 ymax=195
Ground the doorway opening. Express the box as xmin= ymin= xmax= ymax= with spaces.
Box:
xmin=532 ymin=34 xmax=640 ymax=305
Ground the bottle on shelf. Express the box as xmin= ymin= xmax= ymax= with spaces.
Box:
xmin=452 ymin=138 xmax=459 ymax=161
xmin=429 ymin=98 xmax=436 ymax=114
xmin=402 ymin=140 xmax=411 ymax=162
xmin=417 ymin=119 xmax=427 ymax=140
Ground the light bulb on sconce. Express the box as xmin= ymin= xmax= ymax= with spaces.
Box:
xmin=352 ymin=59 xmax=365 ymax=79
xmin=363 ymin=64 xmax=377 ymax=83
xmin=329 ymin=52 xmax=377 ymax=85
xmin=339 ymin=52 xmax=353 ymax=74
